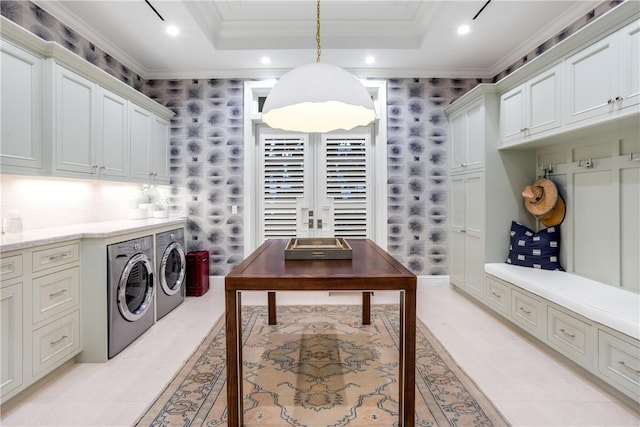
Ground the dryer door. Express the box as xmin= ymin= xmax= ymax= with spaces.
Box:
xmin=118 ymin=253 xmax=154 ymax=321
xmin=160 ymin=242 xmax=186 ymax=296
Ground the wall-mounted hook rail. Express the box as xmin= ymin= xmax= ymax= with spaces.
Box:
xmin=578 ymin=158 xmax=593 ymax=168
xmin=540 ymin=164 xmax=553 ymax=177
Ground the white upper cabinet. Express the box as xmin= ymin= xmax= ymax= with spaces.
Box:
xmin=450 ymin=99 xmax=484 ymax=173
xmin=97 ymin=88 xmax=129 ymax=178
xmin=151 ymin=116 xmax=170 ymax=183
xmin=0 ymin=41 xmax=42 ymax=172
xmin=618 ymin=20 xmax=640 ymax=110
xmin=53 ymin=64 xmax=97 ymax=174
xmin=501 ymin=64 xmax=562 ymax=145
xmin=129 ymin=103 xmax=153 ymax=181
xmin=129 ymin=105 xmax=170 ymax=184
xmin=564 ymin=20 xmax=639 ymax=125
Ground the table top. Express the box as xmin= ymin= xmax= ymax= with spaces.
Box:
xmin=226 ymin=238 xmax=416 ymax=291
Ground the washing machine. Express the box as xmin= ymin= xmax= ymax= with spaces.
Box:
xmin=155 ymin=228 xmax=186 ymax=320
xmin=107 ymin=236 xmax=155 ymax=359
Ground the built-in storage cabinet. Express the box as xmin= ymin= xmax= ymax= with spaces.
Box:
xmin=0 ymin=241 xmax=81 ymax=404
xmin=564 ymin=20 xmax=639 ymax=126
xmin=0 ymin=19 xmax=173 ymax=184
xmin=53 ymin=64 xmax=97 ymax=175
xmin=0 ymin=40 xmax=42 ymax=172
xmin=485 ymin=273 xmax=640 ymax=402
xmin=97 ymin=88 xmax=129 ymax=178
xmin=449 ymin=99 xmax=484 ymax=173
xmin=500 ymin=64 xmax=562 ymax=145
xmin=0 ymin=282 xmax=23 ymax=398
xmin=450 ymin=172 xmax=484 ymax=300
xmin=52 ymin=64 xmax=167 ymax=183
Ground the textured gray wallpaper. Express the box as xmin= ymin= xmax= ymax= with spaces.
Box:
xmin=1 ymin=0 xmax=622 ymax=275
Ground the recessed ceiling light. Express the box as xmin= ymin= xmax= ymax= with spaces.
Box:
xmin=365 ymin=55 xmax=375 ymax=65
xmin=166 ymin=25 xmax=180 ymax=37
xmin=261 ymin=56 xmax=271 ymax=65
xmin=457 ymin=25 xmax=470 ymax=36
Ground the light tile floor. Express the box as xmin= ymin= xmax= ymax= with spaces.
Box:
xmin=1 ymin=283 xmax=638 ymax=426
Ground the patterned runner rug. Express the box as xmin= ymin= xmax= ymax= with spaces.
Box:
xmin=135 ymin=305 xmax=509 ymax=426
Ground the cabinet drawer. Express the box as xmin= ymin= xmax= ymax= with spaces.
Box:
xmin=32 ymin=243 xmax=78 ymax=273
xmin=598 ymin=330 xmax=640 ymax=399
xmin=32 ymin=267 xmax=79 ymax=324
xmin=547 ymin=306 xmax=596 ymax=369
xmin=1 ymin=254 xmax=23 ymax=282
xmin=32 ymin=310 xmax=80 ymax=376
xmin=510 ymin=288 xmax=545 ymax=338
xmin=485 ymin=275 xmax=509 ymax=317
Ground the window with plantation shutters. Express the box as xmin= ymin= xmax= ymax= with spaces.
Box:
xmin=257 ymin=126 xmax=372 ymax=243
xmin=322 ymin=135 xmax=370 ymax=238
xmin=259 ymin=131 xmax=309 ymax=239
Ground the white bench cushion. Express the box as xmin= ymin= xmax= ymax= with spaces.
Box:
xmin=485 ymin=263 xmax=640 ymax=341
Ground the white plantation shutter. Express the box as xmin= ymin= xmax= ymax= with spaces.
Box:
xmin=322 ymin=134 xmax=370 ymax=238
xmin=260 ymin=132 xmax=308 ymax=239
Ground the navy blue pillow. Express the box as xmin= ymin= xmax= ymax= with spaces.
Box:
xmin=506 ymin=221 xmax=564 ymax=271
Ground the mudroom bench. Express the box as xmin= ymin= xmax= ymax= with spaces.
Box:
xmin=483 ymin=263 xmax=640 ymax=403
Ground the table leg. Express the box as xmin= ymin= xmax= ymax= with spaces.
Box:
xmin=267 ymin=291 xmax=276 ymax=325
xmin=225 ymin=290 xmax=243 ymax=426
xmin=362 ymin=292 xmax=371 ymax=325
xmin=399 ymin=288 xmax=416 ymax=427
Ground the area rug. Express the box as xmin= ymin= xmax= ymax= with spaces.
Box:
xmin=135 ymin=305 xmax=510 ymax=427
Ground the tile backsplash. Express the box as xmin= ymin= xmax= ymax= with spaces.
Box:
xmin=0 ymin=174 xmax=173 ymax=231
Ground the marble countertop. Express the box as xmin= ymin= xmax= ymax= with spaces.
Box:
xmin=0 ymin=217 xmax=187 ymax=253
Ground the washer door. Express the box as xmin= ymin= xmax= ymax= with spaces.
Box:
xmin=160 ymin=242 xmax=186 ymax=296
xmin=118 ymin=253 xmax=154 ymax=321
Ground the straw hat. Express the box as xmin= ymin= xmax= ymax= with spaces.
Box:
xmin=522 ymin=178 xmax=566 ymax=227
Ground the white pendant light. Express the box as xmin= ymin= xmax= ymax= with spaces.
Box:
xmin=262 ymin=0 xmax=376 ymax=133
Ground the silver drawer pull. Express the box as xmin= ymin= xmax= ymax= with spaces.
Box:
xmin=519 ymin=307 xmax=531 ymax=315
xmin=48 ymin=253 xmax=69 ymax=262
xmin=559 ymin=328 xmax=576 ymax=339
xmin=491 ymin=291 xmax=501 ymax=299
xmin=617 ymin=361 xmax=640 ymax=375
xmin=49 ymin=289 xmax=68 ymax=297
xmin=1 ymin=264 xmax=15 ymax=274
xmin=50 ymin=335 xmax=68 ymax=345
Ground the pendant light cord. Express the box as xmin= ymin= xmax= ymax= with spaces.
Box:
xmin=316 ymin=0 xmax=321 ymax=63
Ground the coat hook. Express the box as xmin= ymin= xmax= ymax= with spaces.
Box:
xmin=578 ymin=158 xmax=593 ymax=168
xmin=540 ymin=164 xmax=553 ymax=177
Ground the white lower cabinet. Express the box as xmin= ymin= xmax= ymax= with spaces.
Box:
xmin=0 ymin=282 xmax=23 ymax=398
xmin=598 ymin=330 xmax=640 ymax=399
xmin=510 ymin=288 xmax=546 ymax=339
xmin=0 ymin=241 xmax=81 ymax=404
xmin=485 ymin=275 xmax=510 ymax=317
xmin=547 ymin=306 xmax=596 ymax=369
xmin=484 ymin=273 xmax=639 ymax=402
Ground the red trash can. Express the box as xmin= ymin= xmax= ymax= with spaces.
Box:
xmin=186 ymin=251 xmax=210 ymax=296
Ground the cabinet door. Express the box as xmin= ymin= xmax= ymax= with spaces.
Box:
xmin=129 ymin=103 xmax=153 ymax=181
xmin=97 ymin=89 xmax=128 ymax=178
xmin=464 ymin=173 xmax=484 ymax=299
xmin=527 ymin=64 xmax=562 ymax=136
xmin=450 ymin=111 xmax=467 ymax=171
xmin=55 ymin=65 xmax=97 ymax=174
xmin=564 ymin=34 xmax=618 ymax=124
xmin=151 ymin=115 xmax=170 ymax=183
xmin=618 ymin=20 xmax=640 ymax=110
xmin=1 ymin=283 xmax=23 ymax=397
xmin=450 ymin=100 xmax=483 ymax=172
xmin=500 ymin=85 xmax=525 ymax=144
xmin=450 ymin=176 xmax=466 ymax=287
xmin=0 ymin=41 xmax=42 ymax=171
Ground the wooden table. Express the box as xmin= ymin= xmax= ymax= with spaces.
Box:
xmin=225 ymin=238 xmax=417 ymax=427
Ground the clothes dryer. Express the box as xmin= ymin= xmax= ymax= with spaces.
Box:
xmin=107 ymin=236 xmax=154 ymax=358
xmin=155 ymin=228 xmax=186 ymax=320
